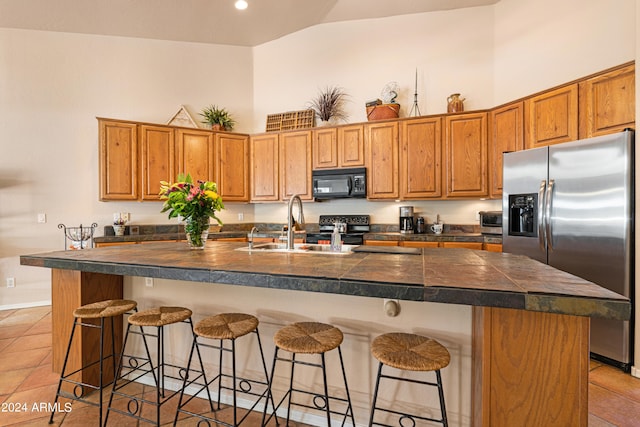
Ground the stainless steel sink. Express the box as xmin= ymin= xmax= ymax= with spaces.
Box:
xmin=236 ymin=243 xmax=355 ymax=255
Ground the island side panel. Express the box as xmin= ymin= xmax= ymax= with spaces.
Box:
xmin=472 ymin=307 xmax=589 ymax=427
xmin=51 ymin=269 xmax=124 ymax=386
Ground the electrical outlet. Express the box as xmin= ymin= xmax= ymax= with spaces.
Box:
xmin=145 ymin=277 xmax=154 ymax=288
xmin=238 ymin=213 xmax=244 ymax=221
xmin=37 ymin=213 xmax=47 ymax=223
xmin=6 ymin=277 xmax=15 ymax=288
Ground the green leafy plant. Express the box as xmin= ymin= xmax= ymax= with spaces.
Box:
xmin=200 ymin=105 xmax=236 ymax=131
xmin=308 ymin=86 xmax=348 ymax=123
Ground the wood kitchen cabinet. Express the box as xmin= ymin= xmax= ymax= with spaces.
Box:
xmin=365 ymin=121 xmax=399 ymax=199
xmin=312 ymin=127 xmax=338 ymax=169
xmin=280 ymin=130 xmax=313 ymax=200
xmin=250 ymin=133 xmax=280 ymax=202
xmin=400 ymin=117 xmax=442 ymax=199
xmin=175 ymin=128 xmax=215 ymax=183
xmin=525 ymin=84 xmax=579 ymax=148
xmin=313 ymin=124 xmax=365 ymax=169
xmin=99 ymin=119 xmax=138 ymax=201
xmin=579 ymin=62 xmax=635 ymax=138
xmin=489 ymin=102 xmax=524 ymax=199
xmin=444 ymin=112 xmax=488 ymax=198
xmin=140 ymin=124 xmax=175 ymax=201
xmin=215 ymin=133 xmax=250 ymax=202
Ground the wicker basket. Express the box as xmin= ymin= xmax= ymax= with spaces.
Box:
xmin=366 ymin=103 xmax=400 ymax=121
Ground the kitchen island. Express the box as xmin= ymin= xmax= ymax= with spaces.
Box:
xmin=20 ymin=241 xmax=630 ymax=427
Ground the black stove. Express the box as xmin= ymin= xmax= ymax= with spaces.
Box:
xmin=305 ymin=215 xmax=370 ymax=245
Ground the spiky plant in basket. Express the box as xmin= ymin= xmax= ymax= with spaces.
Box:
xmin=309 ymin=86 xmax=348 ymax=123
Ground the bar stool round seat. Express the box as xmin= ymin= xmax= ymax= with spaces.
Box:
xmin=127 ymin=306 xmax=192 ymax=327
xmin=49 ymin=299 xmax=138 ymax=427
xmin=369 ymin=332 xmax=450 ymax=427
xmin=273 ymin=321 xmax=343 ymax=354
xmin=106 ymin=306 xmax=199 ymax=426
xmin=195 ymin=312 xmax=259 ymax=339
xmin=371 ymin=332 xmax=450 ymax=371
xmin=175 ymin=312 xmax=272 ymax=427
xmin=72 ymin=299 xmax=137 ymax=319
xmin=264 ymin=321 xmax=355 ymax=426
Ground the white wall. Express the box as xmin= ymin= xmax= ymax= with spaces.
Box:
xmin=0 ymin=28 xmax=253 ymax=307
xmin=493 ymin=0 xmax=636 ymax=105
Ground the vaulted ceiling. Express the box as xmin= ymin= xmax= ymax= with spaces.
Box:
xmin=0 ymin=0 xmax=499 ymax=46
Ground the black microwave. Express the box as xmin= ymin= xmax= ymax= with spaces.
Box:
xmin=312 ymin=167 xmax=367 ymax=199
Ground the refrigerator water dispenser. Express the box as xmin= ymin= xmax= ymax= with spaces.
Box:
xmin=508 ymin=193 xmax=537 ymax=237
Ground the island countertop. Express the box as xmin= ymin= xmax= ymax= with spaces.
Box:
xmin=20 ymin=241 xmax=629 ymax=320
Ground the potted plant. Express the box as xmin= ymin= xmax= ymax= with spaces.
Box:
xmin=200 ymin=105 xmax=236 ymax=131
xmin=308 ymin=86 xmax=348 ymax=125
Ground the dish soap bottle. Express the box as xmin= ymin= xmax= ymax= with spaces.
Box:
xmin=331 ymin=223 xmax=342 ymax=252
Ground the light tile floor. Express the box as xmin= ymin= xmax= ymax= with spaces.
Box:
xmin=0 ymin=306 xmax=639 ymax=426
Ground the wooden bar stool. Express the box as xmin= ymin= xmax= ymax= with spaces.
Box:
xmin=105 ymin=306 xmax=201 ymax=426
xmin=264 ymin=321 xmax=355 ymax=426
xmin=174 ymin=312 xmax=272 ymax=426
xmin=369 ymin=332 xmax=450 ymax=427
xmin=49 ymin=299 xmax=138 ymax=426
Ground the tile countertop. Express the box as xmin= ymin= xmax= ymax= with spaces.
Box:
xmin=21 ymin=241 xmax=626 ymax=320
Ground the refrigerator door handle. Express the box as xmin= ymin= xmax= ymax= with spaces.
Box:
xmin=545 ymin=179 xmax=555 ymax=251
xmin=538 ymin=180 xmax=547 ymax=250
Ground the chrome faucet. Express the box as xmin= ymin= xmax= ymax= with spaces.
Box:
xmin=287 ymin=194 xmax=305 ymax=249
xmin=249 ymin=226 xmax=258 ymax=249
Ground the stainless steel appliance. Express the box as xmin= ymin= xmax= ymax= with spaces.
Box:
xmin=399 ymin=206 xmax=414 ymax=234
xmin=502 ymin=129 xmax=634 ymax=371
xmin=479 ymin=211 xmax=502 ymax=235
xmin=305 ymin=215 xmax=370 ymax=245
xmin=312 ymin=168 xmax=366 ymax=200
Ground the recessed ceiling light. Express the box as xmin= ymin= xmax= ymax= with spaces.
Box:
xmin=235 ymin=0 xmax=248 ymax=10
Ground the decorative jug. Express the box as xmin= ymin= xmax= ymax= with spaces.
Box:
xmin=447 ymin=93 xmax=465 ymax=113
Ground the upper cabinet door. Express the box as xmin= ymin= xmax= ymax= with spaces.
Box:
xmin=444 ymin=112 xmax=488 ymax=198
xmin=579 ymin=63 xmax=635 ymax=138
xmin=365 ymin=121 xmax=399 ymax=199
xmin=338 ymin=124 xmax=365 ymax=167
xmin=215 ymin=133 xmax=250 ymax=202
xmin=525 ymin=84 xmax=578 ymax=148
xmin=99 ymin=119 xmax=138 ymax=201
xmin=140 ymin=125 xmax=175 ymax=201
xmin=400 ymin=117 xmax=442 ymax=199
xmin=280 ymin=130 xmax=313 ymax=200
xmin=489 ymin=102 xmax=524 ymax=199
xmin=251 ymin=133 xmax=280 ymax=202
xmin=175 ymin=128 xmax=215 ymax=183
xmin=312 ymin=127 xmax=338 ymax=169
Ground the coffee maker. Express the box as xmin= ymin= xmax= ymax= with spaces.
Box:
xmin=399 ymin=206 xmax=414 ymax=234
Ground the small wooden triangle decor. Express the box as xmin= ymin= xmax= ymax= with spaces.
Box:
xmin=166 ymin=105 xmax=199 ymax=128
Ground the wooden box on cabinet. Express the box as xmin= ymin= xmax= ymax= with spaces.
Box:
xmin=489 ymin=102 xmax=524 ymax=198
xmin=365 ymin=121 xmax=399 ymax=199
xmin=400 ymin=117 xmax=442 ymax=199
xmin=444 ymin=112 xmax=488 ymax=198
xmin=579 ymin=62 xmax=635 ymax=138
xmin=280 ymin=130 xmax=313 ymax=200
xmin=250 ymin=133 xmax=280 ymax=202
xmin=215 ymin=133 xmax=250 ymax=202
xmin=99 ymin=119 xmax=138 ymax=201
xmin=525 ymin=84 xmax=578 ymax=148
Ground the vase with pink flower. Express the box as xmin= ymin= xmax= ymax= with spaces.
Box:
xmin=159 ymin=173 xmax=224 ymax=249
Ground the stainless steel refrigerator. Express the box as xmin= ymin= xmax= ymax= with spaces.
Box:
xmin=502 ymin=129 xmax=634 ymax=371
